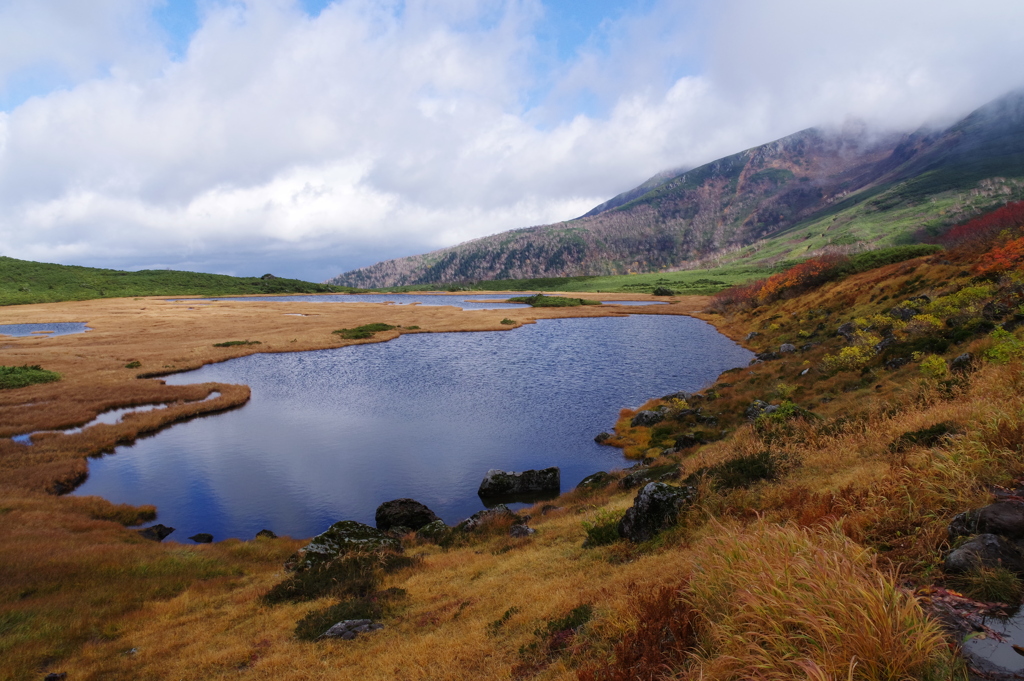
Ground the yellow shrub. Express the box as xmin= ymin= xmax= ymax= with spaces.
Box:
xmin=821 ymin=346 xmax=873 ymax=374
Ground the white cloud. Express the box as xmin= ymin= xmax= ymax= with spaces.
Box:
xmin=1 ymin=0 xmax=1024 ymax=280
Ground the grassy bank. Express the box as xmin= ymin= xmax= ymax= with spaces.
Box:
xmin=0 ymin=256 xmax=361 ymax=306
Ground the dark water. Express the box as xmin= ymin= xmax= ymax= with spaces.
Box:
xmin=73 ymin=315 xmax=751 ymax=541
xmin=170 ymin=293 xmax=666 ymax=309
xmin=0 ymin=322 xmax=91 ymax=337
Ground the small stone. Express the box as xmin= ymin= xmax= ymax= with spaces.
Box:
xmin=509 ymin=525 xmax=536 ymax=538
xmin=317 ymin=619 xmax=384 ymax=641
xmin=885 ymin=357 xmax=909 ymax=371
xmin=779 ymin=343 xmax=796 ymax=353
xmin=189 ymin=533 xmax=213 ymax=543
xmin=745 ymin=332 xmax=760 ymax=341
xmin=800 ymin=368 xmax=810 ymax=376
xmin=593 ymin=432 xmax=612 ymax=444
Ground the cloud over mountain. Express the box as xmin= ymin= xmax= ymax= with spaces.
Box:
xmin=1 ymin=0 xmax=1023 ymax=280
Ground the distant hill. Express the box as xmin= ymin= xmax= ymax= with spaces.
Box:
xmin=0 ymin=257 xmax=358 ymax=306
xmin=329 ymin=90 xmax=1024 ymax=289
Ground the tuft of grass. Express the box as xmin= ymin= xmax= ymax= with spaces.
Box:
xmin=0 ymin=364 xmax=61 ymax=390
xmin=581 ymin=509 xmax=623 ymax=548
xmin=947 ymin=566 xmax=1023 ymax=604
xmin=212 ymin=340 xmax=261 ymax=347
xmin=681 ymin=524 xmax=952 ymax=679
xmin=500 ymin=318 xmax=516 ymax=325
xmin=332 ymin=323 xmax=397 ymax=339
xmin=123 ymin=360 xmax=141 ymax=369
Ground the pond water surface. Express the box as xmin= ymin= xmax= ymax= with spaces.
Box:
xmin=0 ymin=322 xmax=91 ymax=337
xmin=73 ymin=315 xmax=751 ymax=541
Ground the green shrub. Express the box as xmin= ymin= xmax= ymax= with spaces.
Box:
xmin=685 ymin=451 xmax=779 ymax=491
xmin=918 ymin=355 xmax=948 ymax=379
xmin=500 ymin=318 xmax=516 ymax=325
xmin=986 ymin=327 xmax=1024 ymax=364
xmin=294 ymin=588 xmax=407 ymax=641
xmin=0 ymin=364 xmax=61 ymax=390
xmin=506 ymin=295 xmax=601 ymax=307
xmin=332 ymin=323 xmax=396 ymax=339
xmin=888 ymin=422 xmax=960 ymax=453
xmin=212 ymin=340 xmax=261 ymax=347
xmin=124 ymin=360 xmax=141 ymax=369
xmin=581 ymin=510 xmax=623 ymax=547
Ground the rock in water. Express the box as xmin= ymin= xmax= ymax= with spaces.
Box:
xmin=375 ymin=498 xmax=441 ymax=532
xmin=137 ymin=524 xmax=174 ymax=542
xmin=189 ymin=533 xmax=213 ymax=543
xmin=255 ymin=529 xmax=278 ymax=539
xmin=618 ymin=482 xmax=693 ymax=543
xmin=288 ymin=520 xmax=401 ymax=572
xmin=478 ymin=467 xmax=560 ymax=497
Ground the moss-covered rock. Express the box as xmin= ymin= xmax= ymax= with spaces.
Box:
xmin=287 ymin=520 xmax=402 ymax=572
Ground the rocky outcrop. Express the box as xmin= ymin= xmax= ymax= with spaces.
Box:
xmin=618 ymin=482 xmax=694 ymax=543
xmin=478 ymin=468 xmax=560 ymax=497
xmin=630 ymin=410 xmax=664 ymax=427
xmin=288 ymin=520 xmax=401 ymax=572
xmin=316 ymin=619 xmax=384 ymax=641
xmin=618 ymin=464 xmax=682 ymax=490
xmin=255 ymin=529 xmax=278 ymax=539
xmin=137 ymin=524 xmax=174 ymax=542
xmin=374 ymin=498 xmax=441 ymax=532
xmin=189 ymin=533 xmax=213 ymax=543
xmin=950 ymin=353 xmax=976 ymax=374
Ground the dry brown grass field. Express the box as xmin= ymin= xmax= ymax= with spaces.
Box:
xmin=2 ymin=267 xmax=1020 ymax=680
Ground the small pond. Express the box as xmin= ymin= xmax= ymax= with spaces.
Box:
xmin=0 ymin=322 xmax=91 ymax=337
xmin=73 ymin=315 xmax=751 ymax=541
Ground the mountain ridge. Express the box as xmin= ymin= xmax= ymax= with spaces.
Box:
xmin=329 ymin=90 xmax=1024 ymax=288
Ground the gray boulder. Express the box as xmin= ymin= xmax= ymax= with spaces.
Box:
xmin=889 ymin=306 xmax=917 ymax=322
xmin=746 ymin=400 xmax=779 ymax=421
xmin=745 ymin=331 xmax=760 ymax=341
xmin=836 ymin=321 xmax=858 ymax=341
xmin=374 ymin=498 xmax=441 ymax=532
xmin=288 ymin=520 xmax=401 ymax=572
xmin=950 ymin=501 xmax=1024 ymax=541
xmin=137 ymin=524 xmax=174 ymax=542
xmin=618 ymin=464 xmax=682 ymax=490
xmin=316 ymin=619 xmax=384 ymax=641
xmin=950 ymin=353 xmax=976 ymax=374
xmin=478 ymin=467 xmax=560 ymax=497
xmin=617 ymin=482 xmax=694 ymax=543
xmin=944 ymin=534 xmax=1024 ymax=575
xmin=457 ymin=504 xmax=525 ymax=532
xmin=779 ymin=343 xmax=796 ymax=353
xmin=593 ymin=432 xmax=613 ymax=444
xmin=630 ymin=410 xmax=664 ymax=427
xmin=509 ymin=524 xmax=536 ymax=538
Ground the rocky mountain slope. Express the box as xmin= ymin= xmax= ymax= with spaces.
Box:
xmin=329 ymin=90 xmax=1024 ymax=288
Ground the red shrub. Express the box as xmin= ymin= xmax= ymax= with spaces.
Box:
xmin=939 ymin=201 xmax=1024 ymax=255
xmin=975 ymin=235 xmax=1024 ymax=277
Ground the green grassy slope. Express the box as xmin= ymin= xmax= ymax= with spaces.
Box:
xmin=0 ymin=257 xmax=360 ymax=306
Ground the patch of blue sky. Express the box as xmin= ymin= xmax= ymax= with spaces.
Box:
xmin=0 ymin=64 xmax=74 ymax=112
xmin=153 ymin=0 xmax=201 ymax=61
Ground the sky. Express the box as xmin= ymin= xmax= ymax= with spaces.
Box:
xmin=1 ymin=1 xmax=1024 ymax=282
